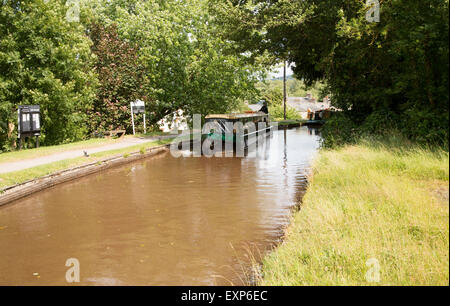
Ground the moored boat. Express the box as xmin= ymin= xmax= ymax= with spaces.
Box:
xmin=203 ymin=112 xmax=272 ymax=149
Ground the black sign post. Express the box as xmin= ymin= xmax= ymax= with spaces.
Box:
xmin=18 ymin=105 xmax=41 ymax=150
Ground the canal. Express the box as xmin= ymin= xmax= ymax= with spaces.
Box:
xmin=0 ymin=127 xmax=320 ymax=285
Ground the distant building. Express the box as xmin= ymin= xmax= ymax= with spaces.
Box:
xmin=158 ymin=109 xmax=189 ymax=133
xmin=247 ymin=95 xmax=334 ymax=119
xmin=287 ymin=95 xmax=331 ymax=119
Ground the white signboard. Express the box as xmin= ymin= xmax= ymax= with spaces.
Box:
xmin=131 ymin=100 xmax=145 ymax=114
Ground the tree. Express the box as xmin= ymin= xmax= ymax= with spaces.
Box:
xmin=211 ymin=0 xmax=449 ymax=146
xmin=87 ymin=0 xmax=262 ymax=125
xmin=87 ymin=22 xmax=146 ymax=133
xmin=0 ymin=0 xmax=97 ymax=150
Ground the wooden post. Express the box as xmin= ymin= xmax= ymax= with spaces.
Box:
xmin=7 ymin=121 xmax=16 ymax=149
xmin=131 ymin=103 xmax=136 ymax=136
xmin=143 ymin=113 xmax=147 ymax=134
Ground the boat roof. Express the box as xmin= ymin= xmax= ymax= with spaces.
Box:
xmin=205 ymin=112 xmax=268 ymax=120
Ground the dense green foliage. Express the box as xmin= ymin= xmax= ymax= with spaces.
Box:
xmin=87 ymin=22 xmax=145 ymax=134
xmin=0 ymin=0 xmax=263 ymax=151
xmin=269 ymin=104 xmax=302 ymax=121
xmin=0 ymin=0 xmax=97 ymax=150
xmin=2 ymin=0 xmax=448 ymax=151
xmin=211 ymin=0 xmax=449 ymax=148
xmin=85 ymin=0 xmax=261 ymax=128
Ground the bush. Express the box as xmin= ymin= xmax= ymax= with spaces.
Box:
xmin=320 ymin=113 xmax=360 ymax=148
xmin=0 ymin=1 xmax=97 ymax=151
xmin=221 ymin=0 xmax=449 ymax=151
xmin=400 ymin=108 xmax=449 ymax=149
xmin=322 ymin=109 xmax=449 ymax=150
xmin=360 ymin=110 xmax=400 ymax=136
xmin=260 ymin=87 xmax=284 ymax=106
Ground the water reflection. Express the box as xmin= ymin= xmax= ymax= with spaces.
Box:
xmin=0 ymin=127 xmax=321 ymax=286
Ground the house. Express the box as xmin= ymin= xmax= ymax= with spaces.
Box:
xmin=247 ymin=95 xmax=334 ymax=119
xmin=287 ymin=95 xmax=331 ymax=119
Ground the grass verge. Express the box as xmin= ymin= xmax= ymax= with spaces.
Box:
xmin=0 ymin=137 xmax=131 ymax=164
xmin=260 ymin=139 xmax=449 ymax=286
xmin=275 ymin=119 xmax=306 ymax=127
xmin=0 ymin=138 xmax=173 ymax=190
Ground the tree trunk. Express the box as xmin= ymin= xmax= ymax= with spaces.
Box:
xmin=7 ymin=121 xmax=17 ymax=149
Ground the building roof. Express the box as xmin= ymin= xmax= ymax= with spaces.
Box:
xmin=248 ymin=104 xmax=262 ymax=112
xmin=247 ymin=96 xmax=333 ymax=113
xmin=287 ymin=97 xmax=331 ymax=112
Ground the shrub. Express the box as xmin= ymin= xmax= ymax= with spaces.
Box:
xmin=320 ymin=113 xmax=360 ymax=148
xmin=270 ymin=104 xmax=302 ymax=121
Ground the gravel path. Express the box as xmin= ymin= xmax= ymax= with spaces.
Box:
xmin=0 ymin=137 xmax=164 ymax=174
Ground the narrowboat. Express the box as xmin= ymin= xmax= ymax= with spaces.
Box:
xmin=305 ymin=109 xmax=330 ymax=126
xmin=203 ymin=112 xmax=272 ymax=149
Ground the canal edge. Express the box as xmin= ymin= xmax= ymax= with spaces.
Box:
xmin=0 ymin=144 xmax=171 ymax=207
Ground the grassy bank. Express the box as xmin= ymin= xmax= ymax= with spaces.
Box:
xmin=261 ymin=139 xmax=449 ymax=286
xmin=0 ymin=138 xmax=173 ymax=190
xmin=275 ymin=120 xmax=306 ymax=127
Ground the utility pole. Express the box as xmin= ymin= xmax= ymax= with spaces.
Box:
xmin=283 ymin=61 xmax=287 ymax=121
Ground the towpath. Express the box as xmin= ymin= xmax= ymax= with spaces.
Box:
xmin=0 ymin=136 xmax=171 ymax=174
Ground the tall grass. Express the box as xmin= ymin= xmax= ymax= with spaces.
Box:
xmin=0 ymin=138 xmax=120 ymax=164
xmin=261 ymin=138 xmax=449 ymax=286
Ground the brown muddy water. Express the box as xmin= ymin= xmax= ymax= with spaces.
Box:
xmin=0 ymin=127 xmax=320 ymax=285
